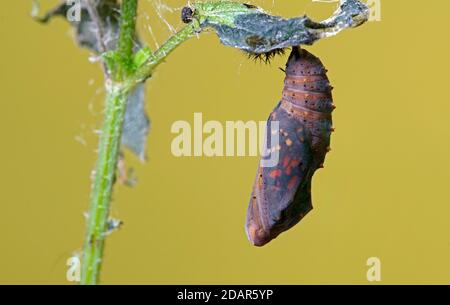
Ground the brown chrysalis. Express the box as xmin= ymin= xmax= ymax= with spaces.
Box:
xmin=246 ymin=47 xmax=335 ymax=246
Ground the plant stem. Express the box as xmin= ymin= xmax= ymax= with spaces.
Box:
xmin=117 ymin=0 xmax=138 ymax=78
xmin=81 ymin=85 xmax=130 ymax=284
xmin=80 ymin=0 xmax=138 ymax=285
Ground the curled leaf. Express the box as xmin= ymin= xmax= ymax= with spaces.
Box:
xmin=32 ymin=0 xmax=121 ymax=53
xmin=186 ymin=0 xmax=369 ymax=54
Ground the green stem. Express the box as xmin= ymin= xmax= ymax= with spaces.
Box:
xmin=117 ymin=0 xmax=138 ymax=78
xmin=80 ymin=0 xmax=138 ymax=285
xmin=80 ymin=84 xmax=129 ymax=285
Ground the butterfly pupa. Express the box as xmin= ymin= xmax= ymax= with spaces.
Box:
xmin=246 ymin=47 xmax=335 ymax=246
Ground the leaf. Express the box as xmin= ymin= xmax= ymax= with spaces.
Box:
xmin=133 ymin=46 xmax=153 ymax=69
xmin=121 ymin=84 xmax=150 ymax=161
xmin=32 ymin=0 xmax=121 ymax=53
xmin=193 ymin=0 xmax=369 ymax=54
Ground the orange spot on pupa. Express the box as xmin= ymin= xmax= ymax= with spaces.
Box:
xmin=269 ymin=169 xmax=282 ymax=178
xmin=285 ymin=139 xmax=293 ymax=146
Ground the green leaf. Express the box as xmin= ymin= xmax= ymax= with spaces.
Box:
xmin=133 ymin=46 xmax=154 ymax=70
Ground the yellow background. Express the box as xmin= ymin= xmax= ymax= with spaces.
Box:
xmin=1 ymin=0 xmax=449 ymax=284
